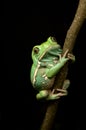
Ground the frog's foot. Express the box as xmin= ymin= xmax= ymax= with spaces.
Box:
xmin=36 ymin=90 xmax=49 ymax=100
xmin=58 ymin=49 xmax=69 ymax=64
xmin=59 ymin=49 xmax=75 ymax=63
xmin=46 ymin=80 xmax=70 ymax=100
xmin=46 ymin=89 xmax=67 ymax=100
xmin=67 ymin=53 xmax=75 ymax=62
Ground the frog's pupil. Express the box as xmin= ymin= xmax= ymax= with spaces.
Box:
xmin=34 ymin=47 xmax=39 ymax=54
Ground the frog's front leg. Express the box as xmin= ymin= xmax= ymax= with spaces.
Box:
xmin=46 ymin=80 xmax=70 ymax=100
xmin=46 ymin=50 xmax=69 ymax=78
xmin=46 ymin=50 xmax=75 ymax=78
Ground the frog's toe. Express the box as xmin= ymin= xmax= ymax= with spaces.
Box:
xmin=67 ymin=53 xmax=75 ymax=62
xmin=63 ymin=49 xmax=69 ymax=58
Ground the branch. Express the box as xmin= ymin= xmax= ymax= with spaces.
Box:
xmin=40 ymin=0 xmax=86 ymax=130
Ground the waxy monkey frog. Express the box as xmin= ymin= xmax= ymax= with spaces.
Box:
xmin=30 ymin=37 xmax=75 ymax=100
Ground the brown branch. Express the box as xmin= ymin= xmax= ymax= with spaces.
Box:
xmin=40 ymin=0 xmax=86 ymax=130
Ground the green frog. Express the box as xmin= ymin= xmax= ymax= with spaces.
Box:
xmin=30 ymin=37 xmax=75 ymax=100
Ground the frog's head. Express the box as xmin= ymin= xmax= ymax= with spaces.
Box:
xmin=32 ymin=36 xmax=62 ymax=62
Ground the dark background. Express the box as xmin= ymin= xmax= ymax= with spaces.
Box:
xmin=4 ymin=0 xmax=86 ymax=129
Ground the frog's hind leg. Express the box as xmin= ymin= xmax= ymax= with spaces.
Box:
xmin=62 ymin=79 xmax=70 ymax=90
xmin=46 ymin=80 xmax=70 ymax=100
xmin=36 ymin=90 xmax=49 ymax=100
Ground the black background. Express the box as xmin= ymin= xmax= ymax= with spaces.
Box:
xmin=4 ymin=0 xmax=86 ymax=129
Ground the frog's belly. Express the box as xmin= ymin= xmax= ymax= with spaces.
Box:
xmin=33 ymin=75 xmax=55 ymax=91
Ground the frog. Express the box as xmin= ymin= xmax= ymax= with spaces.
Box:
xmin=30 ymin=36 xmax=75 ymax=100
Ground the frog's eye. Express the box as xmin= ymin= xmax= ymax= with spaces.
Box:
xmin=51 ymin=37 xmax=57 ymax=42
xmin=48 ymin=36 xmax=57 ymax=42
xmin=33 ymin=47 xmax=39 ymax=54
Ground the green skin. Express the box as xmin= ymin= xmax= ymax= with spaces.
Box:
xmin=30 ymin=37 xmax=75 ymax=100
